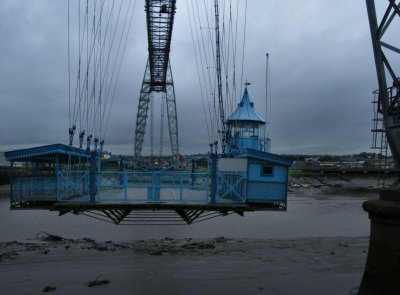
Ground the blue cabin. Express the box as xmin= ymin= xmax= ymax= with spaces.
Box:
xmin=4 ymin=88 xmax=291 ymax=224
xmin=219 ymin=87 xmax=292 ymax=207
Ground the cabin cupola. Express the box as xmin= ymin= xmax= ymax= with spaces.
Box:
xmin=226 ymin=87 xmax=269 ymax=154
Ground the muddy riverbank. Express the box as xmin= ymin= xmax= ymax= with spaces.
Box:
xmin=0 ymin=234 xmax=368 ymax=295
xmin=0 ymin=175 xmax=378 ymax=294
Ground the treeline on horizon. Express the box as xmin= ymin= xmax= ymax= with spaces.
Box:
xmin=280 ymin=152 xmax=389 ymax=162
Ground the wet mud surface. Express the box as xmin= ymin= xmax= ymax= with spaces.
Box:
xmin=0 ymin=233 xmax=368 ymax=295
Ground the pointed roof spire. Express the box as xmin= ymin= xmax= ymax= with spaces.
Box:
xmin=226 ymin=87 xmax=265 ymax=124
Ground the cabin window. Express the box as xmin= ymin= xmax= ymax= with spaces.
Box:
xmin=261 ymin=166 xmax=273 ymax=176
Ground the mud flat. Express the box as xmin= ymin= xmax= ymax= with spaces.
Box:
xmin=0 ymin=175 xmax=376 ymax=294
xmin=0 ymin=234 xmax=367 ymax=295
xmin=288 ymin=174 xmax=385 ymax=197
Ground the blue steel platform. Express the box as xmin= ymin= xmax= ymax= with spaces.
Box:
xmin=5 ymin=144 xmax=291 ymax=224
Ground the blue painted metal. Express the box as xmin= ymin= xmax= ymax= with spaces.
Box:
xmin=210 ymin=154 xmax=217 ymax=204
xmin=225 ymin=88 xmax=269 ymax=154
xmin=243 ymin=151 xmax=291 ymax=204
xmin=97 ymin=171 xmax=209 ymax=203
xmin=89 ymin=151 xmax=97 ymax=203
xmin=6 ymin=142 xmax=291 ymax=210
xmin=226 ymin=88 xmax=265 ymax=123
xmin=57 ymin=171 xmax=89 ymax=201
xmin=56 ymin=154 xmax=59 ymax=200
xmin=240 ymin=148 xmax=292 ymax=166
xmin=217 ymin=171 xmax=247 ymax=203
xmin=12 ymin=176 xmax=57 ymax=202
xmin=191 ymin=159 xmax=196 ymax=186
xmin=5 ymin=144 xmax=91 ymax=162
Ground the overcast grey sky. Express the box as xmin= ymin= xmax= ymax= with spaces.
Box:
xmin=0 ymin=1 xmax=382 ymax=155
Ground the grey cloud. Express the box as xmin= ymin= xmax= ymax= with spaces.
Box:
xmin=0 ymin=0 xmax=380 ymax=156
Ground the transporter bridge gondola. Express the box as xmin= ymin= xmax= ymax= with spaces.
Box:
xmin=5 ymin=0 xmax=291 ymax=225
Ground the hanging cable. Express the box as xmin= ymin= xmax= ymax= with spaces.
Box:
xmin=239 ymin=0 xmax=248 ymax=96
xmin=192 ymin=0 xmax=217 ymax=141
xmin=186 ymin=1 xmax=211 ymax=143
xmin=68 ymin=0 xmax=71 ymax=129
xmin=102 ymin=0 xmax=137 ymax=142
xmin=68 ymin=0 xmax=136 ymax=152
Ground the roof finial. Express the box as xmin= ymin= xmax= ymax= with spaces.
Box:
xmin=244 ymin=80 xmax=251 ymax=91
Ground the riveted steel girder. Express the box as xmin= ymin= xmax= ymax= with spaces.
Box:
xmin=145 ymin=0 xmax=176 ymax=92
xmin=366 ymin=0 xmax=400 ymax=172
xmin=134 ymin=61 xmax=179 ymax=161
xmin=134 ymin=60 xmax=152 ymax=159
xmin=135 ymin=1 xmax=179 ymax=161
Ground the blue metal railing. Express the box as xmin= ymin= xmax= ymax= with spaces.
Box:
xmin=217 ymin=171 xmax=247 ymax=203
xmin=57 ymin=171 xmax=89 ymax=202
xmin=12 ymin=175 xmax=57 ymax=201
xmin=54 ymin=170 xmax=248 ymax=204
xmin=98 ymin=171 xmax=210 ymax=203
xmin=14 ymin=169 xmax=284 ymax=205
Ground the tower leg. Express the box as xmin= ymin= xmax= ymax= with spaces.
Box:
xmin=134 ymin=60 xmax=179 ymax=164
xmin=165 ymin=62 xmax=179 ymax=161
xmin=134 ymin=60 xmax=152 ymax=160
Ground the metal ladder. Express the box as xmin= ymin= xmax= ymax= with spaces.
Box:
xmin=371 ymin=90 xmax=389 ymax=188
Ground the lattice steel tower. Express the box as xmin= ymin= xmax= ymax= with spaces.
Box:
xmin=366 ymin=0 xmax=400 ymax=179
xmin=134 ymin=0 xmax=179 ymax=162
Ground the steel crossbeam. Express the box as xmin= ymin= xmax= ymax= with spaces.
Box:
xmin=217 ymin=173 xmax=246 ymax=202
xmin=134 ymin=1 xmax=179 ymax=162
xmin=145 ymin=0 xmax=176 ymax=92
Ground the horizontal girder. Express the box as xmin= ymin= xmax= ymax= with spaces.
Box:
xmin=146 ymin=0 xmax=176 ymax=92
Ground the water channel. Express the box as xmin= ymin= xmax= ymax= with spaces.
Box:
xmin=0 ymin=191 xmax=374 ymax=242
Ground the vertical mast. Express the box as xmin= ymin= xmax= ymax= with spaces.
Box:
xmin=265 ymin=53 xmax=269 ymax=126
xmin=214 ymin=0 xmax=226 ymax=153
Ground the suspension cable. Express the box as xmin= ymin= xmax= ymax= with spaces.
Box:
xmin=239 ymin=0 xmax=248 ymax=96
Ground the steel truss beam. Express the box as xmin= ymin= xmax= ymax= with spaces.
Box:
xmin=366 ymin=0 xmax=400 ymax=173
xmin=134 ymin=61 xmax=179 ymax=161
xmin=69 ymin=209 xmax=234 ymax=225
xmin=134 ymin=1 xmax=179 ymax=162
xmin=165 ymin=65 xmax=179 ymax=160
xmin=145 ymin=0 xmax=176 ymax=92
xmin=134 ymin=60 xmax=152 ymax=159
